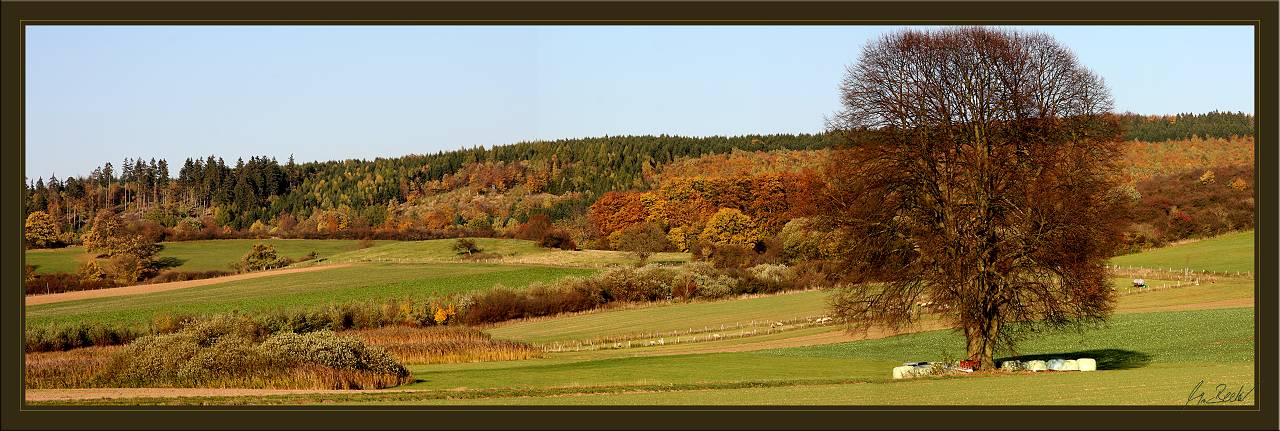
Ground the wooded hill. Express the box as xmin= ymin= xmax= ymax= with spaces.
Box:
xmin=24 ymin=112 xmax=1254 ymax=252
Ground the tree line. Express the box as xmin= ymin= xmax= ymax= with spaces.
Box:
xmin=24 ymin=134 xmax=835 ymax=243
xmin=1117 ymin=111 xmax=1253 ymax=142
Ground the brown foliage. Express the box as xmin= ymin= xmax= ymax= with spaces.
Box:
xmin=824 ymin=27 xmax=1127 ymax=370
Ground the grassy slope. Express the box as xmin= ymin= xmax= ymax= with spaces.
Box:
xmin=488 ymin=290 xmax=830 ymax=344
xmin=24 ymin=239 xmax=390 ymax=274
xmin=26 ymin=263 xmax=594 ymax=327
xmin=314 ymin=237 xmax=689 ymax=268
xmin=1109 ymin=230 xmax=1255 ymax=273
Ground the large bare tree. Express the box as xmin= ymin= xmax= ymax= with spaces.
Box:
xmin=822 ymin=27 xmax=1131 ymax=370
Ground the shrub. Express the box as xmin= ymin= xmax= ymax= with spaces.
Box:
xmin=538 ymin=229 xmax=577 ymax=250
xmin=146 ymin=269 xmax=234 ymax=284
xmin=25 ymin=272 xmax=117 ymax=295
xmin=238 ymin=242 xmax=292 ymax=272
xmin=93 ymin=322 xmax=409 ymax=389
xmin=452 ymin=238 xmax=481 ymax=256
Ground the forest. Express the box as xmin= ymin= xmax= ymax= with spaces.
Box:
xmin=24 ymin=111 xmax=1254 ymax=259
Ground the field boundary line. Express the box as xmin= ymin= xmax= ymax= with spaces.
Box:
xmin=24 ymin=263 xmax=355 ymax=306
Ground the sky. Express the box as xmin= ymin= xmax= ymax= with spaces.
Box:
xmin=24 ymin=25 xmax=1255 ymax=180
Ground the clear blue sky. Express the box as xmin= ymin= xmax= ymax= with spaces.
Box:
xmin=24 ymin=25 xmax=1254 ymax=180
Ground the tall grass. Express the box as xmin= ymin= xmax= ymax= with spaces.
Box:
xmin=347 ymin=326 xmax=542 ymax=364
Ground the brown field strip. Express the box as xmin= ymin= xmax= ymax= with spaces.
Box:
xmin=24 ymin=264 xmax=353 ymax=306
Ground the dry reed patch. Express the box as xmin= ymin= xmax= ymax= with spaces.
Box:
xmin=25 ymin=346 xmax=121 ymax=389
xmin=346 ymin=326 xmax=542 ymax=364
xmin=26 ymin=317 xmax=412 ymax=390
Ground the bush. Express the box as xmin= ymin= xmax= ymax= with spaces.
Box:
xmin=452 ymin=238 xmax=481 ymax=256
xmin=94 ymin=320 xmax=409 ymax=389
xmin=238 ymin=242 xmax=292 ymax=272
xmin=147 ymin=270 xmax=235 ymax=284
xmin=25 ymin=323 xmax=143 ymax=352
xmin=538 ymin=229 xmax=577 ymax=250
xmin=25 ymin=272 xmax=117 ymax=296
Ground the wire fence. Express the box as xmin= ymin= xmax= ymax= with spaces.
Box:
xmin=538 ymin=315 xmax=838 ymax=353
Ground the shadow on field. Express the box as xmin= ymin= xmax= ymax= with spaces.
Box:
xmin=997 ymin=349 xmax=1152 ymax=370
xmin=154 ymin=257 xmax=186 ymax=269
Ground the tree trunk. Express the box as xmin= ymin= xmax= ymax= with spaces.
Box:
xmin=964 ymin=313 xmax=1000 ymax=370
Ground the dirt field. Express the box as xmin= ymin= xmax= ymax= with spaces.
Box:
xmin=24 ymin=264 xmax=353 ymax=306
xmin=24 ymin=387 xmax=422 ymax=402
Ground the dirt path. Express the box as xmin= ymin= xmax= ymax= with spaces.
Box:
xmin=25 ymin=387 xmax=419 ymax=403
xmin=24 ymin=264 xmax=353 ymax=306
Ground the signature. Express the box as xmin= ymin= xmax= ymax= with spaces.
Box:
xmin=1186 ymin=380 xmax=1254 ymax=405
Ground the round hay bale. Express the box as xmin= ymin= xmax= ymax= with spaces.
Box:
xmin=892 ymin=365 xmax=914 ymax=379
xmin=1046 ymin=358 xmax=1066 ymax=371
xmin=1061 ymin=359 xmax=1080 ymax=371
xmin=1025 ymin=360 xmax=1047 ymax=372
xmin=1000 ymin=361 xmax=1023 ymax=371
xmin=1077 ymin=358 xmax=1097 ymax=372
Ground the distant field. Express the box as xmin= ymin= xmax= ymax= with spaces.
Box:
xmin=26 ymin=263 xmax=594 ymax=328
xmin=315 ymin=237 xmax=689 ymax=268
xmin=488 ymin=290 xmax=830 ymax=344
xmin=24 ymin=239 xmax=390 ymax=274
xmin=1109 ymin=230 xmax=1254 ymax=274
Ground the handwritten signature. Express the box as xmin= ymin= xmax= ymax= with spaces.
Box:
xmin=1186 ymin=380 xmax=1254 ymax=405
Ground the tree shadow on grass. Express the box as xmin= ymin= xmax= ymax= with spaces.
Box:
xmin=996 ymin=349 xmax=1152 ymax=370
xmin=154 ymin=257 xmax=186 ymax=270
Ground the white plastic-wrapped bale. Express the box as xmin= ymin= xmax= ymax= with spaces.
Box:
xmin=892 ymin=366 xmax=916 ymax=379
xmin=1000 ymin=361 xmax=1023 ymax=371
xmin=1061 ymin=359 xmax=1080 ymax=371
xmin=1077 ymin=358 xmax=1097 ymax=372
xmin=1025 ymin=360 xmax=1048 ymax=372
xmin=1046 ymin=358 xmax=1066 ymax=371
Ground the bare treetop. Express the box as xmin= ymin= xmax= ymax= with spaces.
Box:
xmin=833 ymin=27 xmax=1113 ymax=131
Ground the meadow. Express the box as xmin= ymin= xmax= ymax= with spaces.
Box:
xmin=24 ymin=238 xmax=390 ymax=274
xmin=26 ymin=263 xmax=594 ymax=328
xmin=1109 ymin=230 xmax=1255 ymax=274
xmin=24 ymin=229 xmax=1256 ymax=406
xmin=311 ymin=237 xmax=689 ymax=268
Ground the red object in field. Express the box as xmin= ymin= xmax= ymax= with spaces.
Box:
xmin=958 ymin=360 xmax=977 ymax=370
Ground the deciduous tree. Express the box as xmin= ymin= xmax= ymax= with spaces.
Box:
xmin=823 ymin=27 xmax=1129 ymax=370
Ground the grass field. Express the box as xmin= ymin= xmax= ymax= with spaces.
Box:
xmin=314 ymin=237 xmax=689 ymax=268
xmin=26 ymin=263 xmax=595 ymax=328
xmin=41 ymin=307 xmax=1252 ymax=406
xmin=488 ymin=290 xmax=831 ymax=344
xmin=1109 ymin=230 xmax=1255 ymax=273
xmin=24 ymin=239 xmax=390 ymax=274
xmin=24 ymin=228 xmax=1256 ymax=406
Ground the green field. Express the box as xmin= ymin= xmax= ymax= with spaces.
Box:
xmin=49 ymin=307 xmax=1253 ymax=406
xmin=1109 ymin=230 xmax=1255 ymax=273
xmin=488 ymin=290 xmax=830 ymax=344
xmin=26 ymin=263 xmax=594 ymax=327
xmin=315 ymin=237 xmax=689 ymax=268
xmin=24 ymin=239 xmax=390 ymax=274
xmin=25 ymin=228 xmax=1256 ymax=406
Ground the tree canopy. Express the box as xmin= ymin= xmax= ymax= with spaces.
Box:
xmin=823 ymin=27 xmax=1131 ymax=370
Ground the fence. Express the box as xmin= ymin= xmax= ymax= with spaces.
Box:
xmin=1107 ymin=265 xmax=1252 ymax=282
xmin=539 ymin=315 xmax=838 ymax=353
